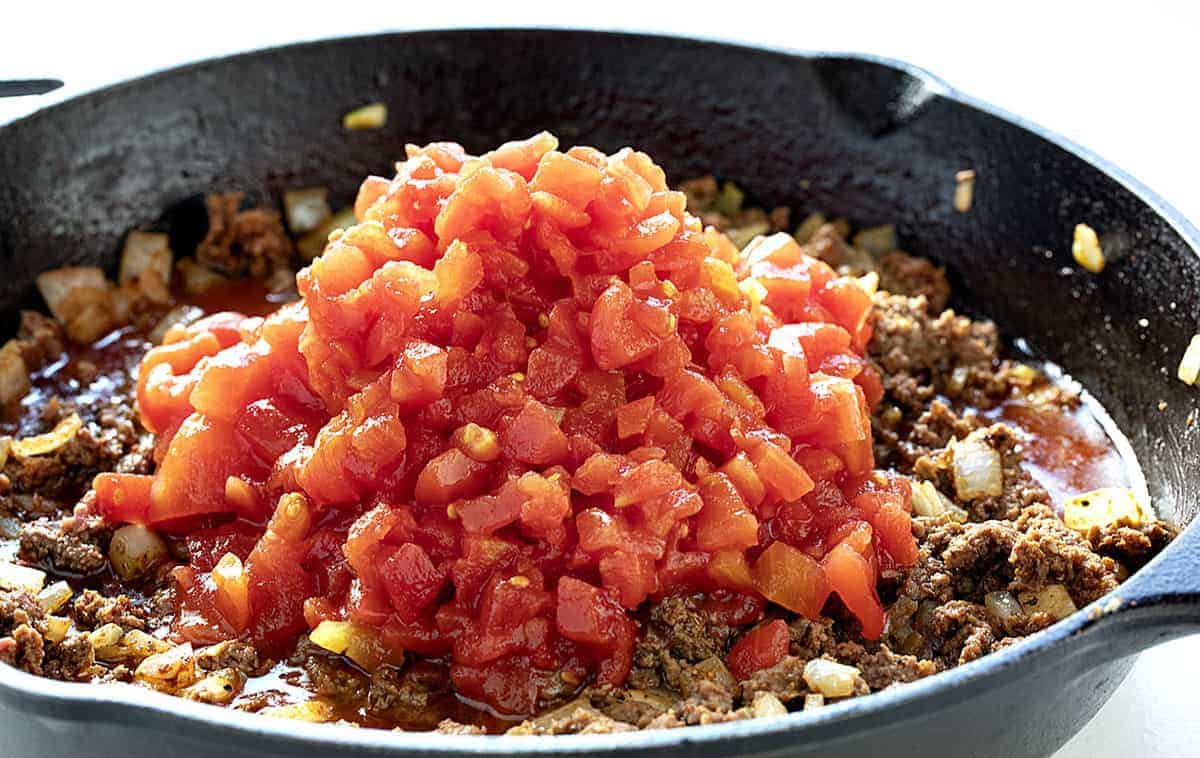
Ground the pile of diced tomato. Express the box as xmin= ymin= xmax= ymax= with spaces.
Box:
xmin=93 ymin=133 xmax=916 ymax=715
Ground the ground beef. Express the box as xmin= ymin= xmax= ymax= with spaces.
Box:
xmin=434 ymin=719 xmax=487 ymax=735
xmin=292 ymin=641 xmax=368 ymax=702
xmin=879 ymin=250 xmax=951 ymax=313
xmin=508 ymin=701 xmax=638 ymax=735
xmin=1087 ymin=520 xmax=1175 ymax=571
xmin=651 ymin=596 xmax=733 ymax=662
xmin=71 ymin=589 xmax=149 ymax=631
xmin=739 ymin=655 xmax=809 ymax=703
xmin=196 ymin=640 xmax=263 ymax=676
xmin=787 ymin=616 xmax=837 ymax=659
xmin=367 ymin=665 xmax=446 ymax=712
xmin=927 ymin=600 xmax=997 ymax=664
xmin=40 ymin=633 xmax=95 ymax=681
xmin=587 ymin=687 xmax=676 ymax=727
xmin=804 ymin=224 xmax=877 ymax=273
xmin=11 ymin=311 xmax=65 ymax=371
xmin=630 ymin=595 xmax=739 ymax=691
xmin=197 ymin=193 xmax=296 ymax=279
xmin=19 ymin=510 xmax=110 ymax=574
xmin=833 ymin=642 xmax=937 ymax=690
xmin=4 ymin=397 xmax=148 ymax=505
xmin=869 ymin=292 xmax=1008 ymax=413
xmin=0 ymin=588 xmax=96 ymax=680
xmin=678 ymin=176 xmax=791 ymax=235
xmin=644 ymin=678 xmax=745 ymax=729
xmin=1010 ymin=505 xmax=1120 ymax=604
xmin=893 ymin=496 xmax=1123 ymax=666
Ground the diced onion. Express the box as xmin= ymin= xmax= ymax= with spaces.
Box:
xmin=1063 ymin=487 xmax=1148 ymax=532
xmin=297 ymin=208 xmax=357 ymax=260
xmin=37 ymin=580 xmax=73 ymax=613
xmin=119 ymin=629 xmax=172 ymax=662
xmin=260 ymin=699 xmax=338 ymax=722
xmin=714 ymin=181 xmax=745 ymax=216
xmin=0 ymin=346 xmax=30 ymax=406
xmin=309 ymin=620 xmax=355 ymax=655
xmin=283 ymin=187 xmax=333 ymax=235
xmin=88 ymin=623 xmax=125 ymax=649
xmin=0 ymin=561 xmax=46 ymax=592
xmin=802 ymin=658 xmax=863 ymax=699
xmin=803 ymin=693 xmax=825 ymax=710
xmin=119 ymin=231 xmax=172 ymax=304
xmin=35 ymin=267 xmax=108 ymax=324
xmin=309 ymin=618 xmax=384 ymax=670
xmin=794 ymin=212 xmax=827 ymax=244
xmin=984 ymin=590 xmax=1023 ymax=622
xmin=951 ymin=431 xmax=1003 ymax=500
xmin=953 ymin=169 xmax=976 ymax=213
xmin=181 ymin=668 xmax=246 ymax=704
xmin=1177 ymin=334 xmax=1200 ymax=386
xmin=911 ymin=480 xmax=955 ymax=518
xmin=11 ymin=414 xmax=82 ymax=458
xmin=135 ymin=642 xmax=195 ymax=682
xmin=108 ymin=524 xmax=168 ymax=581
xmin=1072 ymin=223 xmax=1105 ymax=274
xmin=1018 ymin=584 xmax=1077 ymax=621
xmin=749 ymin=691 xmax=788 ymax=718
xmin=177 ymin=258 xmax=228 ymax=295
xmin=852 ymin=224 xmax=897 ymax=256
xmin=43 ymin=616 xmax=71 ymax=643
xmin=343 ymin=102 xmax=387 ymax=131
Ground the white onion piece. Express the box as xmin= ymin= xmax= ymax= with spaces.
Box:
xmin=951 ymin=432 xmax=1003 ymax=500
xmin=109 ymin=524 xmax=168 ymax=580
xmin=984 ymin=591 xmax=1023 ymax=622
xmin=803 ymin=658 xmax=863 ymax=699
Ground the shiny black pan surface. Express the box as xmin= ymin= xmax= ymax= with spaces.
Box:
xmin=0 ymin=29 xmax=1198 ymax=758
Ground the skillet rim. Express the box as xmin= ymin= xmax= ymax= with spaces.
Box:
xmin=0 ymin=26 xmax=1197 ymax=754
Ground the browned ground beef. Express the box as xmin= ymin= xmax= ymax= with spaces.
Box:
xmin=198 ymin=193 xmax=296 ymax=279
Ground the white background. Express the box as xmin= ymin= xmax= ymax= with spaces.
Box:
xmin=3 ymin=2 xmax=1198 ymax=755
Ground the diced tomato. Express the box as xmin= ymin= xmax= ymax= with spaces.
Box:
xmin=92 ymin=473 xmax=153 ymax=524
xmin=414 ymin=448 xmax=492 ymax=505
xmin=590 ymin=281 xmax=661 ymax=370
xmin=380 ymin=543 xmax=446 ymax=621
xmin=501 ymin=399 xmax=569 ymax=465
xmin=695 ymin=473 xmax=759 ymax=551
xmin=754 ymin=541 xmax=830 ymax=619
xmin=110 ymin=135 xmax=917 ymax=716
xmin=727 ymin=619 xmax=790 ymax=681
xmin=822 ymin=542 xmax=886 ymax=639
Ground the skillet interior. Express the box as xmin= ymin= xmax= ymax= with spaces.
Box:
xmin=0 ymin=28 xmax=1197 ymax=758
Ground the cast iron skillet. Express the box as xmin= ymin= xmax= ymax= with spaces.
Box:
xmin=0 ymin=29 xmax=1198 ymax=758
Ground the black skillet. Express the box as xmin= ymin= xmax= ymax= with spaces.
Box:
xmin=0 ymin=29 xmax=1197 ymax=758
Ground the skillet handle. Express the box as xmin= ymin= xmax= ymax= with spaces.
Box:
xmin=1077 ymin=524 xmax=1200 ymax=658
xmin=0 ymin=79 xmax=63 ymax=98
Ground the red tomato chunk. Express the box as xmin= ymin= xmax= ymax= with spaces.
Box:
xmin=93 ymin=133 xmax=915 ymax=715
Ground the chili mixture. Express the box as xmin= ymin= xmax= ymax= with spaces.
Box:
xmin=0 ymin=134 xmax=1173 ymax=735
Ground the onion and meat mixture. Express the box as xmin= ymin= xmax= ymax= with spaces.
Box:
xmin=0 ymin=134 xmax=1174 ymax=734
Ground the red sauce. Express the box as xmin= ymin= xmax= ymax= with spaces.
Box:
xmin=993 ymin=399 xmax=1130 ymax=506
